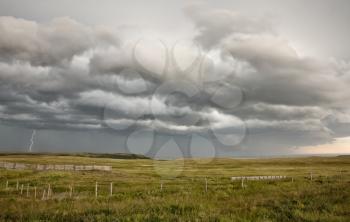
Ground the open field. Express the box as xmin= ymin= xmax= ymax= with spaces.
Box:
xmin=0 ymin=154 xmax=349 ymax=221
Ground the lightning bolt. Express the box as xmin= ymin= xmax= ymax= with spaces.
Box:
xmin=29 ymin=130 xmax=36 ymax=152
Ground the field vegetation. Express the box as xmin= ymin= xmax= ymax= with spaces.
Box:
xmin=0 ymin=154 xmax=349 ymax=221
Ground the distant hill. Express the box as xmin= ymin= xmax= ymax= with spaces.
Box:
xmin=0 ymin=152 xmax=150 ymax=159
xmin=337 ymin=155 xmax=350 ymax=158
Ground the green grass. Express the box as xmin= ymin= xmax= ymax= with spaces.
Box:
xmin=0 ymin=154 xmax=349 ymax=221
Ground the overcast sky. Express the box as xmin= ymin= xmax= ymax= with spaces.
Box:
xmin=0 ymin=0 xmax=350 ymax=158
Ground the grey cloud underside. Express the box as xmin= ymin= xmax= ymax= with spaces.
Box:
xmin=0 ymin=3 xmax=350 ymax=151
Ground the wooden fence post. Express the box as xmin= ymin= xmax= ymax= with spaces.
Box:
xmin=42 ymin=189 xmax=46 ymax=200
xmin=16 ymin=180 xmax=19 ymax=190
xmin=69 ymin=185 xmax=73 ymax=198
xmin=20 ymin=184 xmax=24 ymax=195
xmin=95 ymin=181 xmax=98 ymax=198
xmin=48 ymin=184 xmax=51 ymax=198
xmin=110 ymin=182 xmax=113 ymax=197
xmin=26 ymin=184 xmax=29 ymax=197
xmin=205 ymin=178 xmax=208 ymax=192
xmin=34 ymin=187 xmax=37 ymax=199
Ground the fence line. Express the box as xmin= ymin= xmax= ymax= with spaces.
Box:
xmin=0 ymin=161 xmax=112 ymax=172
xmin=231 ymin=176 xmax=287 ymax=181
xmin=0 ymin=173 xmax=347 ymax=201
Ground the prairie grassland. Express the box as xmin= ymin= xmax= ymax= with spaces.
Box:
xmin=0 ymin=154 xmax=349 ymax=221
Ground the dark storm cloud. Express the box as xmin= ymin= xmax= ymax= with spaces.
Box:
xmin=183 ymin=3 xmax=350 ymax=150
xmin=223 ymin=35 xmax=349 ymax=106
xmin=0 ymin=17 xmax=232 ymax=134
xmin=0 ymin=1 xmax=350 ymax=154
xmin=0 ymin=16 xmax=118 ymax=66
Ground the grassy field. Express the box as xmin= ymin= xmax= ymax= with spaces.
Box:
xmin=0 ymin=154 xmax=349 ymax=221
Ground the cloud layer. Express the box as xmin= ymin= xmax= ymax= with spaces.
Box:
xmin=1 ymin=3 xmax=350 ymax=154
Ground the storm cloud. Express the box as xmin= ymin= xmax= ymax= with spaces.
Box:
xmin=0 ymin=1 xmax=350 ymax=156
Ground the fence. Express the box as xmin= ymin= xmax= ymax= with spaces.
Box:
xmin=0 ymin=161 xmax=112 ymax=172
xmin=0 ymin=172 xmax=347 ymax=201
xmin=231 ymin=176 xmax=287 ymax=181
